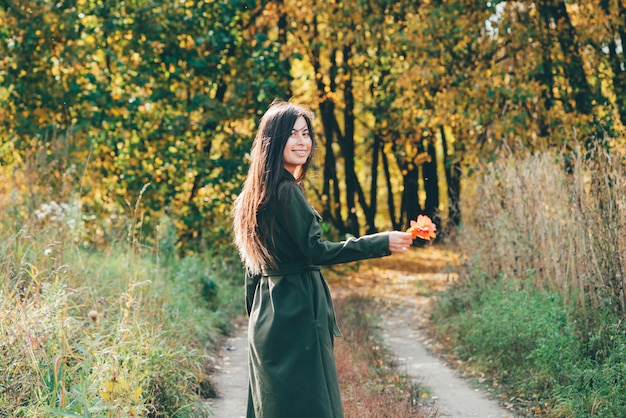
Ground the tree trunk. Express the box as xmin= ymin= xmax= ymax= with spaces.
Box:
xmin=276 ymin=0 xmax=292 ymax=98
xmin=600 ymin=0 xmax=626 ymax=126
xmin=534 ymin=19 xmax=558 ymax=136
xmin=381 ymin=146 xmax=401 ymax=230
xmin=365 ymin=133 xmax=381 ymax=234
xmin=402 ymin=161 xmax=421 ymax=230
xmin=311 ymin=16 xmax=345 ymax=232
xmin=537 ymin=0 xmax=596 ymax=115
xmin=440 ymin=125 xmax=461 ymax=230
xmin=319 ymin=99 xmax=342 ymax=228
xmin=341 ymin=44 xmax=360 ymax=237
xmin=423 ymin=136 xmax=440 ymax=229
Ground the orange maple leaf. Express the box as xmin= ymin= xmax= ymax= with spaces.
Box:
xmin=407 ymin=215 xmax=437 ymax=241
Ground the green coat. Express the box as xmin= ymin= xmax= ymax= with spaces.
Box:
xmin=245 ymin=170 xmax=391 ymax=418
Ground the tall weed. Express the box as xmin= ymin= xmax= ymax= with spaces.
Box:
xmin=457 ymin=148 xmax=625 ymax=317
xmin=433 ymin=147 xmax=626 ymax=416
xmin=0 ymin=206 xmax=242 ymax=417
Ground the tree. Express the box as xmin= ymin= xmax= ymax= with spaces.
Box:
xmin=0 ymin=0 xmax=290 ymax=250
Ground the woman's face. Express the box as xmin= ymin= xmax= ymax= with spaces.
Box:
xmin=283 ymin=116 xmax=312 ymax=176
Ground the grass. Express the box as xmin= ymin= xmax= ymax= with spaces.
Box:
xmin=0 ymin=217 xmax=243 ymax=417
xmin=333 ymin=295 xmax=429 ymax=418
xmin=430 ymin=146 xmax=626 ymax=417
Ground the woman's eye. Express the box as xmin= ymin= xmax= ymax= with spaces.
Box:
xmin=289 ymin=130 xmax=310 ymax=138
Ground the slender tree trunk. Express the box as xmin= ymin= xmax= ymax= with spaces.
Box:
xmin=381 ymin=147 xmax=400 ymax=230
xmin=311 ymin=16 xmax=345 ymax=232
xmin=365 ymin=133 xmax=381 ymax=234
xmin=440 ymin=125 xmax=461 ymax=230
xmin=423 ymin=136 xmax=439 ymax=229
xmin=534 ymin=20 xmax=558 ymax=137
xmin=402 ymin=161 xmax=421 ymax=230
xmin=320 ymin=100 xmax=342 ymax=227
xmin=276 ymin=0 xmax=292 ymax=99
xmin=341 ymin=44 xmax=360 ymax=237
xmin=600 ymin=0 xmax=626 ymax=126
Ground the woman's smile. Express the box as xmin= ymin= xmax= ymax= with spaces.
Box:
xmin=283 ymin=116 xmax=312 ymax=175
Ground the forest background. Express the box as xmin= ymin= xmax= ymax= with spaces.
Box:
xmin=1 ymin=0 xmax=625 ymax=416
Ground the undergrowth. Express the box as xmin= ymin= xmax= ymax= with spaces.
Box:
xmin=431 ymin=148 xmax=626 ymax=417
xmin=0 ymin=221 xmax=243 ymax=417
xmin=433 ymin=275 xmax=626 ymax=417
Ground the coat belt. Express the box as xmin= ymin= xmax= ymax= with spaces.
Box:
xmin=261 ymin=264 xmax=321 ymax=276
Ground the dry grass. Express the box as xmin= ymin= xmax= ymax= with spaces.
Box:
xmin=333 ymin=295 xmax=428 ymax=418
xmin=458 ymin=147 xmax=626 ymax=316
xmin=428 ymin=146 xmax=626 ymax=416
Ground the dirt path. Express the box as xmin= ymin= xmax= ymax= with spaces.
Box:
xmin=207 ymin=320 xmax=248 ymax=418
xmin=209 ymin=247 xmax=516 ymax=418
xmin=380 ymin=304 xmax=513 ymax=418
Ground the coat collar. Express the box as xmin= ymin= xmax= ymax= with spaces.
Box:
xmin=281 ymin=168 xmax=297 ymax=181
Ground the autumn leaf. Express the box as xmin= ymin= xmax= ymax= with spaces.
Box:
xmin=407 ymin=215 xmax=436 ymax=241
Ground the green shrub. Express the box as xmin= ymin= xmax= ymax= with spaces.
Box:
xmin=554 ymin=319 xmax=626 ymax=417
xmin=432 ymin=275 xmax=626 ymax=417
xmin=438 ymin=277 xmax=577 ymax=385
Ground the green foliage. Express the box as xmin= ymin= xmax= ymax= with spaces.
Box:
xmin=0 ymin=217 xmax=243 ymax=417
xmin=0 ymin=0 xmax=292 ymax=251
xmin=435 ymin=276 xmax=581 ymax=389
xmin=433 ymin=276 xmax=626 ymax=417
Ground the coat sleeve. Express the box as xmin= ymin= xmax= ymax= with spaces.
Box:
xmin=277 ymin=181 xmax=391 ymax=266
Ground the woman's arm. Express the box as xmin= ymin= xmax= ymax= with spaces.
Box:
xmin=277 ymin=181 xmax=411 ymax=266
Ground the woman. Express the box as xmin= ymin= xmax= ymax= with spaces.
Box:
xmin=232 ymin=101 xmax=414 ymax=418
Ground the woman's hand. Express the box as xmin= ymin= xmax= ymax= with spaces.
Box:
xmin=388 ymin=231 xmax=414 ymax=253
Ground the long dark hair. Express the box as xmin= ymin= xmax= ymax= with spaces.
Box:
xmin=233 ymin=101 xmax=316 ymax=274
